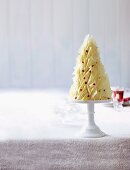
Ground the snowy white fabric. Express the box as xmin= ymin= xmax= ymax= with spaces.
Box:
xmin=0 ymin=90 xmax=130 ymax=169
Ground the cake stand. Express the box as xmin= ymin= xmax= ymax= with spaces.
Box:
xmin=75 ymin=100 xmax=111 ymax=138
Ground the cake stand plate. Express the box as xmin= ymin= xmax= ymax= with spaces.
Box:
xmin=75 ymin=100 xmax=111 ymax=138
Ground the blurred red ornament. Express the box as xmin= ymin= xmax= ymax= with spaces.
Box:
xmin=113 ymin=90 xmax=124 ymax=102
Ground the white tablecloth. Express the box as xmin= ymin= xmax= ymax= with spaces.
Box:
xmin=0 ymin=89 xmax=130 ymax=140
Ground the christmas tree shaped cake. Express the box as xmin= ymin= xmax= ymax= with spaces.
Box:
xmin=69 ymin=35 xmax=112 ymax=101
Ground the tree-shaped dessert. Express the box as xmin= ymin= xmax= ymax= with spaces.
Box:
xmin=70 ymin=35 xmax=112 ymax=101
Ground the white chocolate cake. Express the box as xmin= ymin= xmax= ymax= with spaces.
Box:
xmin=69 ymin=35 xmax=112 ymax=101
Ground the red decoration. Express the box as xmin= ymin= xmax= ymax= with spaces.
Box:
xmin=113 ymin=90 xmax=124 ymax=102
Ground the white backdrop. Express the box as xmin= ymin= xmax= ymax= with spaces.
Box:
xmin=0 ymin=0 xmax=130 ymax=89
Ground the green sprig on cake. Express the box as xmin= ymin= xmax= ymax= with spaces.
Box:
xmin=69 ymin=35 xmax=112 ymax=101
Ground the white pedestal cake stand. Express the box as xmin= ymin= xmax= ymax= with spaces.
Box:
xmin=75 ymin=100 xmax=111 ymax=138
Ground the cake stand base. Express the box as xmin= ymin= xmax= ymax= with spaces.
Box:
xmin=79 ymin=124 xmax=106 ymax=138
xmin=75 ymin=100 xmax=110 ymax=138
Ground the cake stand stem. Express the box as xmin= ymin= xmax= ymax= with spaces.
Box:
xmin=87 ymin=103 xmax=95 ymax=126
xmin=80 ymin=103 xmax=107 ymax=138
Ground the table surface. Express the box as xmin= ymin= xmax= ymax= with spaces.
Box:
xmin=0 ymin=89 xmax=130 ymax=140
